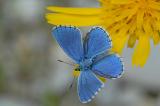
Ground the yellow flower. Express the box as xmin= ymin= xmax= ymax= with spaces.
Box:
xmin=46 ymin=0 xmax=160 ymax=67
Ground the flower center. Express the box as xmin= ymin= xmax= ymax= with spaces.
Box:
xmin=138 ymin=0 xmax=149 ymax=10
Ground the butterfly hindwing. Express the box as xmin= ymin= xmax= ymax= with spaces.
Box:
xmin=84 ymin=27 xmax=112 ymax=59
xmin=52 ymin=26 xmax=84 ymax=63
xmin=78 ymin=70 xmax=104 ymax=103
xmin=92 ymin=54 xmax=124 ymax=79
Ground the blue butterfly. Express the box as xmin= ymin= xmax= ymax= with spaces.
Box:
xmin=52 ymin=26 xmax=124 ymax=103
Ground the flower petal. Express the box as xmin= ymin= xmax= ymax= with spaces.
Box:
xmin=127 ymin=34 xmax=137 ymax=48
xmin=47 ymin=7 xmax=102 ymax=15
xmin=46 ymin=13 xmax=102 ymax=26
xmin=152 ymin=31 xmax=160 ymax=45
xmin=98 ymin=76 xmax=107 ymax=83
xmin=149 ymin=1 xmax=160 ymax=11
xmin=110 ymin=0 xmax=133 ymax=4
xmin=132 ymin=35 xmax=150 ymax=67
xmin=111 ymin=35 xmax=128 ymax=53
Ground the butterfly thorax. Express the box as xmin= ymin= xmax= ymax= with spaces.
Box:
xmin=79 ymin=58 xmax=93 ymax=71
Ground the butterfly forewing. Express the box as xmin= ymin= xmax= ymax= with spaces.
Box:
xmin=84 ymin=27 xmax=112 ymax=59
xmin=52 ymin=26 xmax=84 ymax=63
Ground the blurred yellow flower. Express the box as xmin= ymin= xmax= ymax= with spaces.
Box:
xmin=46 ymin=0 xmax=160 ymax=67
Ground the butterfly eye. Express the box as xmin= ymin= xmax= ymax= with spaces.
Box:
xmin=75 ymin=68 xmax=80 ymax=71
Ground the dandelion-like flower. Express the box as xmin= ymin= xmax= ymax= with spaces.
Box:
xmin=46 ymin=0 xmax=160 ymax=67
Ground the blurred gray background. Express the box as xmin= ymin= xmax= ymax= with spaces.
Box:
xmin=0 ymin=0 xmax=160 ymax=106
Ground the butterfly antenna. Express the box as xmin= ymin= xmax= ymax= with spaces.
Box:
xmin=57 ymin=60 xmax=75 ymax=66
xmin=69 ymin=77 xmax=76 ymax=90
xmin=62 ymin=77 xmax=76 ymax=97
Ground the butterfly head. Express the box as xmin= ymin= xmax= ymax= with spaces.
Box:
xmin=73 ymin=58 xmax=93 ymax=77
xmin=73 ymin=64 xmax=80 ymax=77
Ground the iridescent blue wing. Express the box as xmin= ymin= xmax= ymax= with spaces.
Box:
xmin=84 ymin=27 xmax=112 ymax=59
xmin=52 ymin=26 xmax=84 ymax=63
xmin=92 ymin=54 xmax=124 ymax=79
xmin=78 ymin=70 xmax=104 ymax=103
